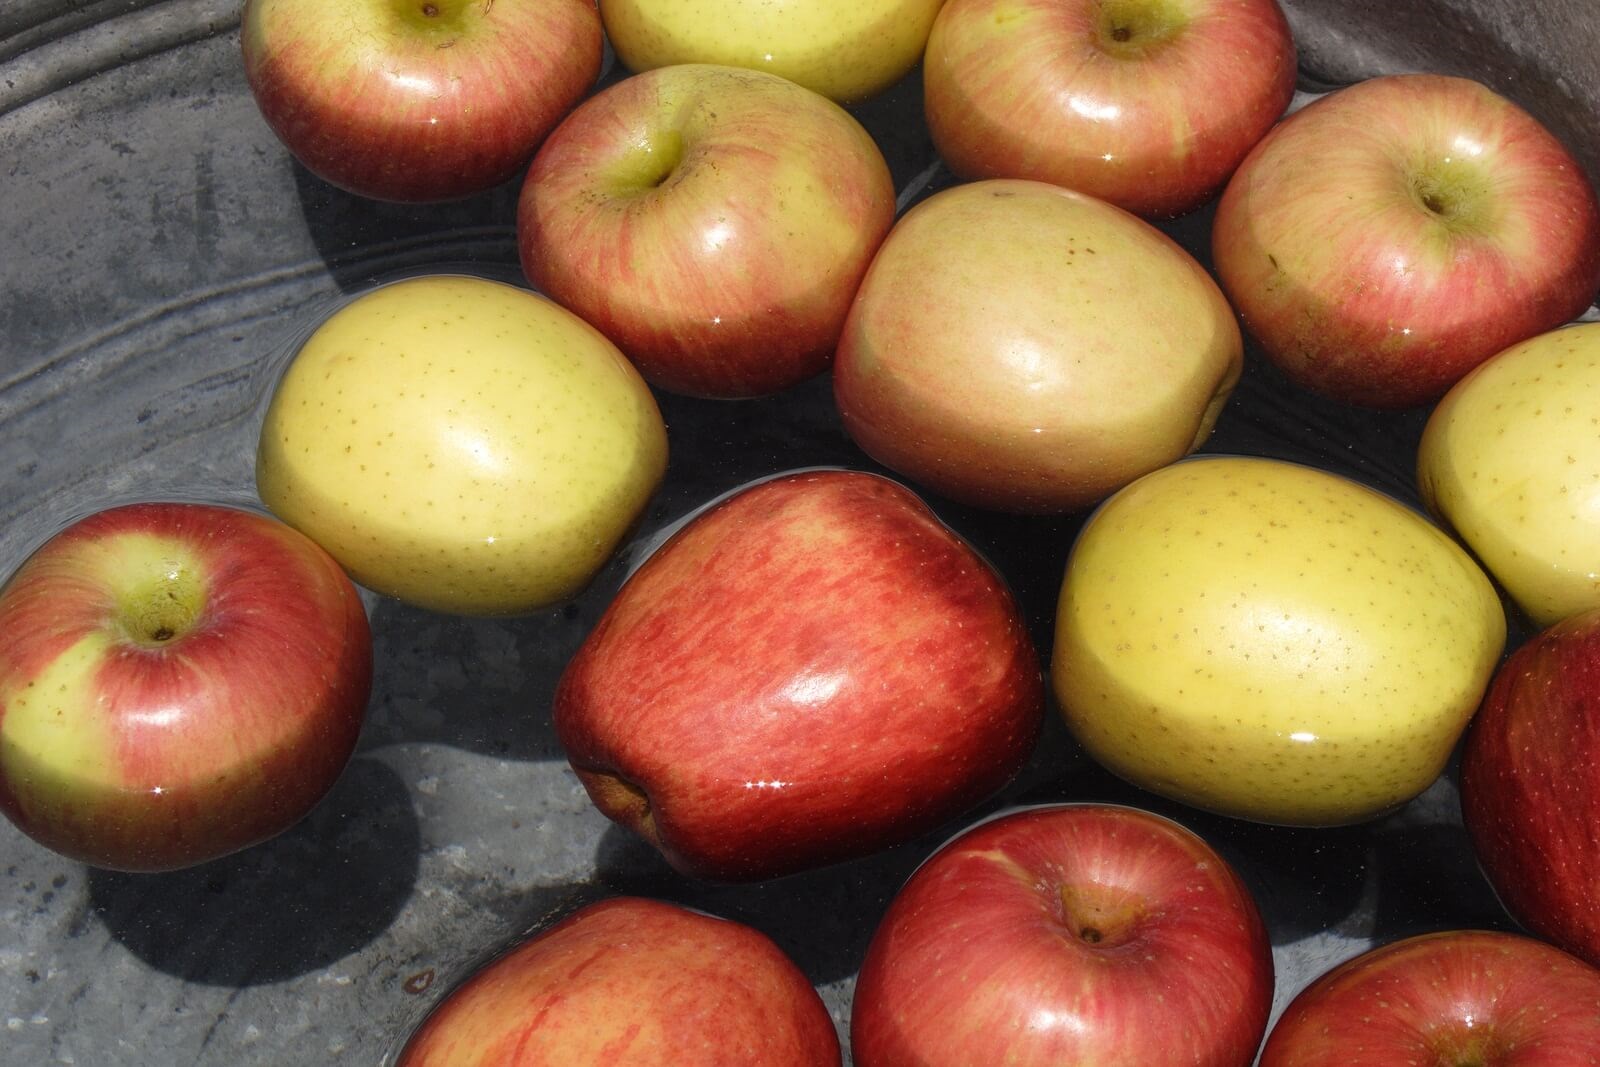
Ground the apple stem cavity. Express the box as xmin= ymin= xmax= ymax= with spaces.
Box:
xmin=1406 ymin=160 xmax=1492 ymax=233
xmin=116 ymin=568 xmax=206 ymax=648
xmin=1094 ymin=0 xmax=1188 ymax=56
xmin=615 ymin=129 xmax=686 ymax=194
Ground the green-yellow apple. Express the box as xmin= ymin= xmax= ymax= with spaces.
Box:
xmin=518 ymin=64 xmax=895 ymax=398
xmin=1460 ymin=608 xmax=1600 ymax=970
xmin=834 ymin=179 xmax=1242 ymax=514
xmin=0 ymin=502 xmax=371 ymax=872
xmin=1213 ymin=73 xmax=1600 ymax=409
xmin=597 ymin=0 xmax=943 ymax=103
xmin=1418 ymin=322 xmax=1600 ymax=626
xmin=1053 ymin=455 xmax=1504 ymax=825
xmin=256 ymin=275 xmax=668 ymax=616
xmin=396 ymin=897 xmax=841 ymax=1065
xmin=1260 ymin=931 xmax=1600 ymax=1066
xmin=241 ymin=0 xmax=602 ymax=202
xmin=852 ymin=804 xmax=1273 ymax=1067
xmin=924 ymin=0 xmax=1296 ymax=218
xmin=554 ymin=469 xmax=1044 ymax=882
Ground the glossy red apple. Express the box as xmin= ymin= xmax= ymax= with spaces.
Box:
xmin=1213 ymin=73 xmax=1600 ymax=409
xmin=241 ymin=0 xmax=601 ymax=202
xmin=0 ymin=502 xmax=372 ymax=871
xmin=554 ymin=470 xmax=1044 ymax=882
xmin=1259 ymin=930 xmax=1600 ymax=1065
xmin=1461 ymin=609 xmax=1600 ymax=969
xmin=851 ymin=804 xmax=1274 ymax=1066
xmin=396 ymin=897 xmax=840 ymax=1065
xmin=519 ymin=64 xmax=896 ymax=398
xmin=924 ymin=0 xmax=1296 ymax=218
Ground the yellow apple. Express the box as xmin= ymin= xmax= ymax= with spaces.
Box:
xmin=598 ymin=0 xmax=944 ymax=103
xmin=1053 ymin=455 xmax=1504 ymax=825
xmin=256 ymin=275 xmax=668 ymax=616
xmin=1418 ymin=322 xmax=1600 ymax=627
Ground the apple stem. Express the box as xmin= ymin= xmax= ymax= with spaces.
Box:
xmin=1079 ymin=926 xmax=1104 ymax=943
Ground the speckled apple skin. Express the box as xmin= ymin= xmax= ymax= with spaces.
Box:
xmin=598 ymin=0 xmax=943 ymax=104
xmin=1259 ymin=931 xmax=1600 ymax=1065
xmin=1053 ymin=455 xmax=1505 ymax=825
xmin=924 ymin=0 xmax=1296 ymax=218
xmin=852 ymin=804 xmax=1273 ymax=1067
xmin=1419 ymin=322 xmax=1600 ymax=627
xmin=834 ymin=179 xmax=1242 ymax=514
xmin=554 ymin=470 xmax=1044 ymax=882
xmin=256 ymin=275 xmax=668 ymax=616
xmin=519 ymin=64 xmax=896 ymax=398
xmin=1213 ymin=74 xmax=1600 ymax=409
xmin=1461 ymin=610 xmax=1600 ymax=970
xmin=396 ymin=897 xmax=841 ymax=1066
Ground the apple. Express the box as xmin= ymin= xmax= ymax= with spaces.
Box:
xmin=597 ymin=0 xmax=944 ymax=104
xmin=924 ymin=0 xmax=1296 ymax=218
xmin=1213 ymin=73 xmax=1600 ymax=409
xmin=241 ymin=0 xmax=601 ymax=202
xmin=257 ymin=275 xmax=668 ymax=617
xmin=1418 ymin=322 xmax=1600 ymax=627
xmin=852 ymin=803 xmax=1274 ymax=1067
xmin=0 ymin=502 xmax=371 ymax=872
xmin=518 ymin=64 xmax=896 ymax=399
xmin=1459 ymin=608 xmax=1600 ymax=970
xmin=554 ymin=469 xmax=1044 ymax=882
xmin=834 ymin=179 xmax=1242 ymax=514
xmin=396 ymin=896 xmax=841 ymax=1065
xmin=1053 ymin=455 xmax=1505 ymax=826
xmin=1259 ymin=930 xmax=1600 ymax=1065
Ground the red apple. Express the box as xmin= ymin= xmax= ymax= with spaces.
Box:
xmin=851 ymin=804 xmax=1274 ymax=1066
xmin=834 ymin=179 xmax=1242 ymax=513
xmin=518 ymin=64 xmax=896 ymax=398
xmin=1213 ymin=73 xmax=1600 ymax=409
xmin=554 ymin=469 xmax=1044 ymax=882
xmin=241 ymin=0 xmax=601 ymax=202
xmin=0 ymin=502 xmax=372 ymax=872
xmin=1259 ymin=930 xmax=1600 ymax=1065
xmin=924 ymin=0 xmax=1296 ymax=218
xmin=396 ymin=897 xmax=841 ymax=1065
xmin=1461 ymin=609 xmax=1600 ymax=969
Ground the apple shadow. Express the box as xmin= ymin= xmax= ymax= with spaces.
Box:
xmin=84 ymin=756 xmax=419 ymax=987
xmin=590 ymin=820 xmax=942 ymax=988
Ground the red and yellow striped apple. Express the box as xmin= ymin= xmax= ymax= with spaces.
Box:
xmin=518 ymin=64 xmax=895 ymax=398
xmin=554 ymin=470 xmax=1043 ymax=882
xmin=242 ymin=0 xmax=601 ymax=202
xmin=1213 ymin=73 xmax=1600 ymax=409
xmin=0 ymin=502 xmax=372 ymax=872
xmin=924 ymin=0 xmax=1296 ymax=218
xmin=852 ymin=804 xmax=1274 ymax=1067
xmin=1461 ymin=608 xmax=1600 ymax=970
xmin=396 ymin=897 xmax=841 ymax=1066
xmin=1259 ymin=931 xmax=1600 ymax=1065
